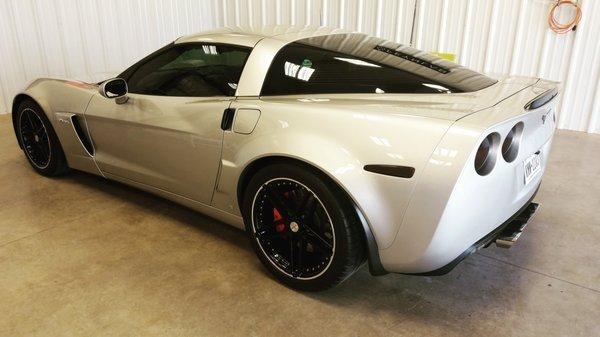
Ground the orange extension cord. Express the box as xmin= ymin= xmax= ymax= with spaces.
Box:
xmin=548 ymin=0 xmax=582 ymax=34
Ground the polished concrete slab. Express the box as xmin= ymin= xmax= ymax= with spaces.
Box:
xmin=0 ymin=114 xmax=598 ymax=336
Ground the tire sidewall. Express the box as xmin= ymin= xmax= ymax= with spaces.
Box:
xmin=242 ymin=163 xmax=359 ymax=291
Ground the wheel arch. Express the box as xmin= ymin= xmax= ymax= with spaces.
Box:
xmin=237 ymin=155 xmax=388 ymax=276
xmin=12 ymin=93 xmax=48 ymax=149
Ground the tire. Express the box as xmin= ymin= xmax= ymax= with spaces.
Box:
xmin=16 ymin=99 xmax=69 ymax=176
xmin=242 ymin=163 xmax=365 ymax=291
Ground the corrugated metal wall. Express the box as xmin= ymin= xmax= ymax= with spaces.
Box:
xmin=0 ymin=0 xmax=216 ymax=115
xmin=1 ymin=0 xmax=598 ymax=134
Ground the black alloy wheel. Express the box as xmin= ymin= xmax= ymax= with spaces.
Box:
xmin=243 ymin=163 xmax=365 ymax=291
xmin=19 ymin=107 xmax=52 ymax=169
xmin=251 ymin=178 xmax=335 ymax=279
xmin=17 ymin=100 xmax=68 ymax=176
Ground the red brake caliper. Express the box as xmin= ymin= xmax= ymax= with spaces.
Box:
xmin=273 ymin=208 xmax=286 ymax=232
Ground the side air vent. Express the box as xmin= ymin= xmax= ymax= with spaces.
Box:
xmin=70 ymin=115 xmax=95 ymax=156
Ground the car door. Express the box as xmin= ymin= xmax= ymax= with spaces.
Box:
xmin=84 ymin=43 xmax=252 ymax=205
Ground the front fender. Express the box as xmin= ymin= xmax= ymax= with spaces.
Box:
xmin=12 ymin=80 xmax=61 ymax=146
xmin=12 ymin=78 xmax=99 ymax=174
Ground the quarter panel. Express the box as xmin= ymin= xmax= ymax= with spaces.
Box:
xmin=214 ymin=98 xmax=452 ymax=248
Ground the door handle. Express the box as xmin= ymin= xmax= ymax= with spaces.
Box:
xmin=221 ymin=108 xmax=236 ymax=130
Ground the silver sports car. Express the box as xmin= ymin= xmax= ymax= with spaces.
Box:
xmin=12 ymin=26 xmax=557 ymax=291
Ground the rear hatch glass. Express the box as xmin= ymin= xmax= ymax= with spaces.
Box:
xmin=262 ymin=33 xmax=497 ymax=96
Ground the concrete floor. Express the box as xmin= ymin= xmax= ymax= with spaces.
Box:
xmin=0 ymin=114 xmax=599 ymax=337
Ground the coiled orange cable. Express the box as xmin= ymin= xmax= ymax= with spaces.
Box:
xmin=548 ymin=0 xmax=582 ymax=34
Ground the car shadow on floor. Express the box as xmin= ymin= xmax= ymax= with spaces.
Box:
xmin=61 ymin=170 xmax=249 ymax=247
xmin=60 ymin=170 xmax=540 ymax=332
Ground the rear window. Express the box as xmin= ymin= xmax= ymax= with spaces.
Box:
xmin=261 ymin=34 xmax=496 ymax=96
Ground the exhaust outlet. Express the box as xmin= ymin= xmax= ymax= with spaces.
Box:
xmin=495 ymin=203 xmax=540 ymax=248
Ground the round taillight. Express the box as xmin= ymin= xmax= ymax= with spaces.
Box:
xmin=474 ymin=133 xmax=499 ymax=176
xmin=502 ymin=122 xmax=524 ymax=163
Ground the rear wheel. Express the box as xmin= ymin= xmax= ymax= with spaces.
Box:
xmin=17 ymin=100 xmax=68 ymax=176
xmin=242 ymin=163 xmax=365 ymax=291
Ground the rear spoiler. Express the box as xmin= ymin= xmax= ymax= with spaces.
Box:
xmin=525 ymin=88 xmax=558 ymax=110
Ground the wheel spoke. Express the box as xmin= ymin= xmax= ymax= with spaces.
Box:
xmin=263 ymin=184 xmax=294 ymax=218
xmin=39 ymin=136 xmax=50 ymax=149
xmin=39 ymin=141 xmax=49 ymax=156
xmin=26 ymin=110 xmax=36 ymax=130
xmin=297 ymin=237 xmax=304 ymax=277
xmin=296 ymin=191 xmax=317 ymax=217
xmin=255 ymin=229 xmax=279 ymax=241
xmin=28 ymin=137 xmax=48 ymax=163
xmin=21 ymin=121 xmax=34 ymax=134
xmin=20 ymin=127 xmax=34 ymax=137
xmin=286 ymin=236 xmax=307 ymax=278
xmin=304 ymin=224 xmax=333 ymax=252
xmin=289 ymin=236 xmax=295 ymax=275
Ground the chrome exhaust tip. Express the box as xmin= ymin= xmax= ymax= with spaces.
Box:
xmin=495 ymin=203 xmax=539 ymax=249
xmin=495 ymin=224 xmax=526 ymax=248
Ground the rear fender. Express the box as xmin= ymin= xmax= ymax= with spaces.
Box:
xmin=213 ymin=100 xmax=453 ymax=251
xmin=214 ymin=131 xmax=392 ymax=275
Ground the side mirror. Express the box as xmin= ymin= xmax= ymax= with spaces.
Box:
xmin=99 ymin=78 xmax=128 ymax=104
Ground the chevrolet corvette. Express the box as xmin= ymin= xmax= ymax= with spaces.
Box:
xmin=12 ymin=26 xmax=558 ymax=291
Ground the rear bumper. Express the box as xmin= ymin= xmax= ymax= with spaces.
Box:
xmin=409 ymin=186 xmax=540 ymax=276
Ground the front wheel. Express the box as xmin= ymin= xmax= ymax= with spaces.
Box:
xmin=242 ymin=163 xmax=365 ymax=291
xmin=16 ymin=100 xmax=68 ymax=176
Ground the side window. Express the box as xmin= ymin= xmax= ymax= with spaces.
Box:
xmin=261 ymin=44 xmax=455 ymax=96
xmin=126 ymin=44 xmax=251 ymax=97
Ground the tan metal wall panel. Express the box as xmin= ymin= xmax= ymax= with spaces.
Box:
xmin=0 ymin=0 xmax=215 ymax=115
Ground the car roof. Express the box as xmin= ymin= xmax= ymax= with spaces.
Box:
xmin=175 ymin=25 xmax=354 ymax=47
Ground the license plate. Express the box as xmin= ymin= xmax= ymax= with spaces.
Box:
xmin=523 ymin=153 xmax=542 ymax=185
